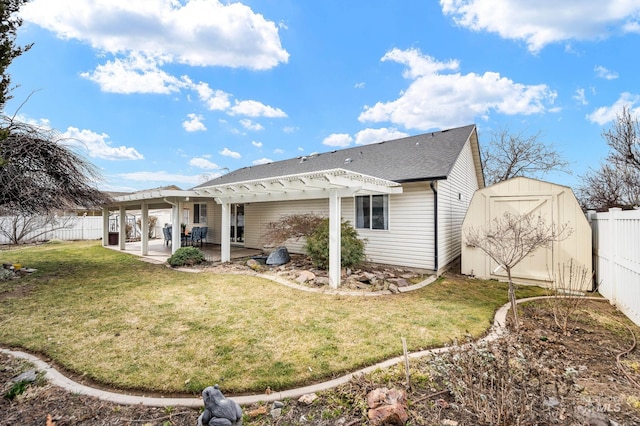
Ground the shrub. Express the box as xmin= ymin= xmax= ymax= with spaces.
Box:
xmin=167 ymin=247 xmax=205 ymax=267
xmin=305 ymin=219 xmax=366 ymax=269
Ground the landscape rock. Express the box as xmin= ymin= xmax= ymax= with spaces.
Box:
xmin=296 ymin=271 xmax=316 ymax=283
xmin=298 ymin=393 xmax=318 ymax=405
xmin=367 ymin=388 xmax=408 ymax=425
xmin=266 ymin=246 xmax=290 ymax=265
xmin=12 ymin=369 xmax=37 ymax=383
xmin=246 ymin=259 xmax=263 ymax=271
xmin=388 ymin=283 xmax=400 ymax=294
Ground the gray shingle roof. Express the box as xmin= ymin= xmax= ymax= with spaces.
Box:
xmin=193 ymin=124 xmax=476 ymax=189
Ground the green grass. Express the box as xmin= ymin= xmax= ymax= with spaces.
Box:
xmin=0 ymin=241 xmax=546 ymax=394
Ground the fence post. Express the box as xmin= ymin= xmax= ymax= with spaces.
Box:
xmin=587 ymin=210 xmax=597 ymax=287
xmin=609 ymin=208 xmax=622 ymax=305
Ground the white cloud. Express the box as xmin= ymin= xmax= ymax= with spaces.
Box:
xmin=117 ymin=170 xmax=203 ymax=185
xmin=252 ymin=141 xmax=263 ymax=148
xmin=587 ymin=92 xmax=640 ymax=125
xmin=440 ymin=0 xmax=640 ymax=53
xmin=61 ymin=127 xmax=143 ymax=160
xmin=22 ymin=0 xmax=289 ymax=70
xmin=573 ymin=88 xmax=588 ymax=105
xmin=354 ymin=82 xmax=365 ymax=89
xmin=358 ymin=48 xmax=557 ymax=131
xmin=189 ymin=157 xmax=220 ymax=169
xmin=283 ymin=126 xmax=297 ymax=134
xmin=80 ymin=53 xmax=188 ymax=94
xmin=273 ymin=148 xmax=285 ymax=154
xmin=229 ymin=100 xmax=287 ymax=118
xmin=355 ymin=128 xmax=410 ymax=145
xmin=220 ymin=148 xmax=241 ymax=159
xmin=240 ymin=119 xmax=264 ymax=131
xmin=182 ymin=113 xmax=206 ymax=132
xmin=322 ymin=133 xmax=353 ymax=148
xmin=594 ymin=65 xmax=619 ymax=80
xmin=192 ymin=82 xmax=232 ymax=111
xmin=253 ymin=157 xmax=273 ymax=165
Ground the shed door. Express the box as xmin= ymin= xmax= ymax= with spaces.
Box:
xmin=490 ymin=196 xmax=554 ymax=283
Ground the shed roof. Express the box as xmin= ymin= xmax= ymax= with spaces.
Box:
xmin=194 ymin=124 xmax=478 ymax=189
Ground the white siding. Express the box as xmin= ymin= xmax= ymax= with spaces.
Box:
xmin=355 ymin=183 xmax=434 ymax=269
xmin=437 ymin=140 xmax=480 ymax=271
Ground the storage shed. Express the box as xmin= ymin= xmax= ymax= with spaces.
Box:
xmin=461 ymin=177 xmax=593 ymax=290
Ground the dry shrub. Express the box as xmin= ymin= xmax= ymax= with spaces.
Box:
xmin=546 ymin=260 xmax=593 ymax=335
xmin=430 ymin=333 xmax=576 ymax=425
xmin=262 ymin=213 xmax=325 ymax=246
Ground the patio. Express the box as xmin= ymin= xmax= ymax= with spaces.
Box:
xmin=103 ymin=239 xmax=262 ymax=265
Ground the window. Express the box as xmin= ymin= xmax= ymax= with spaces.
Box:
xmin=194 ymin=203 xmax=207 ymax=224
xmin=356 ymin=195 xmax=388 ymax=230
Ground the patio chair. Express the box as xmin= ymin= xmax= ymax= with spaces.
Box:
xmin=163 ymin=226 xmax=172 ymax=246
xmin=193 ymin=226 xmax=207 ymax=247
xmin=189 ymin=226 xmax=200 ymax=246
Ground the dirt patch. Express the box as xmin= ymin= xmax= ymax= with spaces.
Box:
xmin=2 ymin=290 xmax=640 ymax=425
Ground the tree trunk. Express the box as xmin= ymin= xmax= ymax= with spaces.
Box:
xmin=507 ymin=267 xmax=519 ymax=330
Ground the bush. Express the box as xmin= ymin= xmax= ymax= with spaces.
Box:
xmin=305 ymin=219 xmax=366 ymax=269
xmin=167 ymin=247 xmax=205 ymax=267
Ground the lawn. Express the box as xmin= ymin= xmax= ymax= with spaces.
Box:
xmin=0 ymin=241 xmax=546 ymax=395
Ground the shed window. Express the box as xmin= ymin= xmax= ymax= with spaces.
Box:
xmin=356 ymin=195 xmax=388 ymax=230
xmin=194 ymin=203 xmax=207 ymax=224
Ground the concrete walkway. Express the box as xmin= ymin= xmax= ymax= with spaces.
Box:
xmin=1 ymin=296 xmax=604 ymax=408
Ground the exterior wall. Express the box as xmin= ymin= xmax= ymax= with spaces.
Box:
xmin=355 ymin=182 xmax=434 ymax=270
xmin=436 ymin=139 xmax=480 ymax=272
xmin=236 ymin=183 xmax=435 ymax=270
xmin=461 ymin=177 xmax=592 ymax=290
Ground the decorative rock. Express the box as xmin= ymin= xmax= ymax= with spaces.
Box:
xmin=388 ymin=283 xmax=400 ymax=294
xmin=12 ymin=369 xmax=37 ymax=383
xmin=270 ymin=408 xmax=282 ymax=418
xmin=296 ymin=270 xmax=316 ymax=283
xmin=272 ymin=401 xmax=285 ymax=409
xmin=298 ymin=393 xmax=318 ymax=405
xmin=246 ymin=259 xmax=263 ymax=271
xmin=389 ymin=278 xmax=410 ymax=287
xmin=266 ymin=246 xmax=290 ymax=265
xmin=314 ymin=276 xmax=330 ymax=286
xmin=197 ymin=384 xmax=243 ymax=426
xmin=367 ymin=388 xmax=408 ymax=426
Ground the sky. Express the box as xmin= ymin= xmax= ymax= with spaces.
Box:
xmin=5 ymin=0 xmax=640 ymax=192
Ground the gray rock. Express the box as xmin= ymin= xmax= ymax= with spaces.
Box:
xmin=266 ymin=246 xmax=290 ymax=265
xmin=12 ymin=369 xmax=37 ymax=383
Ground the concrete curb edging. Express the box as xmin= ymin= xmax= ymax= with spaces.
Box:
xmin=1 ymin=296 xmax=606 ymax=408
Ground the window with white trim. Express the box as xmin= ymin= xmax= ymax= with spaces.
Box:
xmin=356 ymin=195 xmax=388 ymax=230
xmin=194 ymin=203 xmax=207 ymax=224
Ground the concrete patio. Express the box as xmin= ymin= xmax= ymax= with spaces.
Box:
xmin=103 ymin=239 xmax=262 ymax=265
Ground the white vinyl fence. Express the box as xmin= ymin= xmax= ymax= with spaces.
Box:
xmin=0 ymin=215 xmax=104 ymax=245
xmin=588 ymin=208 xmax=640 ymax=326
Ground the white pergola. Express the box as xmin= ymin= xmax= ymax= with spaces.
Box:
xmin=105 ymin=168 xmax=402 ymax=288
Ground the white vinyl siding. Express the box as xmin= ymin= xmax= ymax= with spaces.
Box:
xmin=356 ymin=182 xmax=434 ymax=270
xmin=436 ymin=139 xmax=480 ymax=271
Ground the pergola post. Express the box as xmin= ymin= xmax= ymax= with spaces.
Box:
xmin=118 ymin=206 xmax=126 ymax=250
xmin=329 ymin=188 xmax=341 ymax=289
xmin=141 ymin=203 xmax=148 ymax=256
xmin=102 ymin=207 xmax=109 ymax=247
xmin=220 ymin=202 xmax=231 ymax=262
xmin=171 ymin=203 xmax=180 ymax=254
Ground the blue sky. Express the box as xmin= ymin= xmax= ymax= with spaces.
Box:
xmin=6 ymin=0 xmax=640 ymax=192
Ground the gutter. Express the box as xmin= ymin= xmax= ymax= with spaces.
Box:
xmin=430 ymin=180 xmax=438 ymax=272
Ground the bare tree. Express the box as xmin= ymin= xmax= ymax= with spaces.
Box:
xmin=576 ymin=162 xmax=640 ymax=210
xmin=577 ymin=106 xmax=640 ymax=210
xmin=464 ymin=212 xmax=571 ymax=329
xmin=0 ymin=213 xmax=76 ymax=244
xmin=603 ymin=105 xmax=640 ymax=172
xmin=481 ymin=127 xmax=570 ymax=186
xmin=0 ymin=115 xmax=111 ymax=215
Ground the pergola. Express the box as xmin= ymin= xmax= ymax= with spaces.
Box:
xmin=105 ymin=168 xmax=402 ymax=288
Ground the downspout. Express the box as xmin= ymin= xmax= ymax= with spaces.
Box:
xmin=430 ymin=181 xmax=438 ymax=273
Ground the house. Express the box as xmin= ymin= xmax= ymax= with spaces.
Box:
xmin=461 ymin=176 xmax=593 ymax=290
xmin=105 ymin=124 xmax=484 ymax=288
